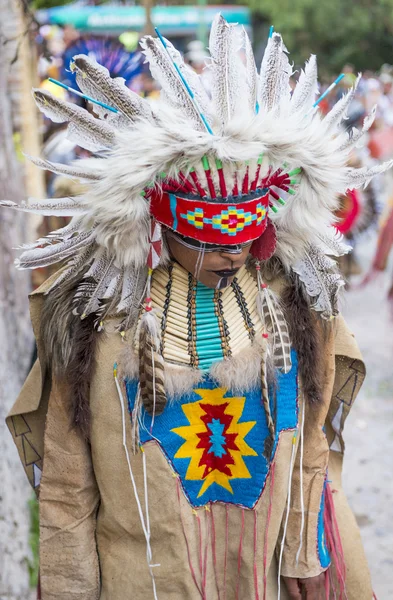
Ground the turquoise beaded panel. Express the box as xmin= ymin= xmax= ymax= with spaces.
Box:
xmin=194 ymin=282 xmax=223 ymax=370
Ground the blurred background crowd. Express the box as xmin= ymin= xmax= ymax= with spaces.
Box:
xmin=1 ymin=1 xmax=393 ymax=599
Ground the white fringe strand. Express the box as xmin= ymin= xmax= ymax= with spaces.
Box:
xmin=114 ymin=363 xmax=160 ymax=599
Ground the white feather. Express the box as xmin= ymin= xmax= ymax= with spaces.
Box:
xmin=290 ymin=55 xmax=318 ymax=114
xmin=0 ymin=198 xmax=87 ymax=216
xmin=293 ymin=245 xmax=344 ymax=318
xmin=259 ymin=33 xmax=292 ymax=113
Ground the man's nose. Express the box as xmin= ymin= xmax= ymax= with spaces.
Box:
xmin=218 ymin=248 xmax=244 ymax=264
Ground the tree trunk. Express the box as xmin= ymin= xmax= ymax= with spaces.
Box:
xmin=0 ymin=0 xmax=36 ymax=597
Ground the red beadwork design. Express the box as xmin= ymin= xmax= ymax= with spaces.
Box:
xmin=196 ymin=402 xmax=239 ymax=479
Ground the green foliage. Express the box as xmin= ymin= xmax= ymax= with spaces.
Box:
xmin=31 ymin=0 xmax=74 ymax=9
xmin=27 ymin=495 xmax=39 ymax=589
xmin=248 ymin=0 xmax=393 ymax=75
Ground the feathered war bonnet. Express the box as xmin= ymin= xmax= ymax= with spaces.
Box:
xmin=2 ymin=14 xmax=392 ymax=330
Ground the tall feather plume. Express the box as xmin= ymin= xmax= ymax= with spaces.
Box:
xmin=255 ymin=264 xmax=292 ymax=373
xmin=162 ymin=39 xmax=213 ymax=124
xmin=26 ymin=155 xmax=100 ymax=181
xmin=139 ymin=311 xmax=167 ymax=416
xmin=259 ymin=32 xmax=292 ymax=113
xmin=323 ymin=74 xmax=361 ymax=131
xmin=292 ymin=244 xmax=344 ymax=319
xmin=209 ymin=13 xmax=241 ymax=128
xmin=0 ymin=198 xmax=87 ymax=216
xmin=290 ymin=54 xmax=318 ymax=114
xmin=243 ymin=27 xmax=258 ymax=116
xmin=33 ymin=89 xmax=115 ymax=151
xmin=71 ymin=55 xmax=154 ymax=125
xmin=140 ymin=36 xmax=205 ymax=131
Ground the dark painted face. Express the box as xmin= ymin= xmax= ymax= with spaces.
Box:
xmin=166 ymin=233 xmax=252 ymax=289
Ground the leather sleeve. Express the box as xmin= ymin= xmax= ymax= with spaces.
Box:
xmin=279 ymin=315 xmax=365 ymax=579
xmin=38 ymin=379 xmax=101 ymax=600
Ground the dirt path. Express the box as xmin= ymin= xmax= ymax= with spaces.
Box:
xmin=342 ymin=236 xmax=393 ymax=599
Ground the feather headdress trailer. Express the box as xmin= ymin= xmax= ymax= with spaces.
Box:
xmin=1 ymin=12 xmax=393 ymax=330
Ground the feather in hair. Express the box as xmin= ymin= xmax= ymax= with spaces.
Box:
xmin=290 ymin=54 xmax=318 ymax=114
xmin=256 ymin=285 xmax=292 ymax=373
xmin=260 ymin=340 xmax=275 ymax=458
xmin=18 ymin=217 xmax=84 ymax=250
xmin=33 ymin=89 xmax=115 ymax=151
xmin=40 ymin=279 xmax=99 ymax=439
xmin=117 ymin=266 xmax=145 ymax=313
xmin=71 ymin=55 xmax=154 ymax=125
xmin=292 ymin=244 xmax=344 ymax=319
xmin=209 ymin=13 xmax=241 ymax=127
xmin=259 ymin=32 xmax=292 ymax=113
xmin=139 ymin=310 xmax=167 ymax=416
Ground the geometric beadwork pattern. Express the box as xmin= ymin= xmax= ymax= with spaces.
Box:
xmin=180 ymin=203 xmax=267 ymax=236
xmin=125 ymin=352 xmax=298 ymax=509
xmin=172 ymin=388 xmax=257 ymax=498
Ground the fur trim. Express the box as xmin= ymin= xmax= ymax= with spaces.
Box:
xmin=118 ymin=334 xmax=273 ymax=399
xmin=119 ymin=340 xmax=203 ymax=398
xmin=210 ymin=337 xmax=266 ymax=393
xmin=165 ymin=363 xmax=204 ymax=399
xmin=280 ymin=270 xmax=331 ymax=404
xmin=40 ymin=279 xmax=98 ymax=439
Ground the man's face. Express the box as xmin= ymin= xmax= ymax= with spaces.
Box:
xmin=166 ymin=233 xmax=252 ymax=289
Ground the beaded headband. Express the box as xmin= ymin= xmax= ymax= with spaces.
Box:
xmin=150 ymin=189 xmax=269 ymax=245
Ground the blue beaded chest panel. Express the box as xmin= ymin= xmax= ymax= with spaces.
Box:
xmin=125 ymin=351 xmax=298 ymax=509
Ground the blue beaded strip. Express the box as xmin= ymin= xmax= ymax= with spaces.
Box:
xmin=194 ymin=282 xmax=224 ymax=370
